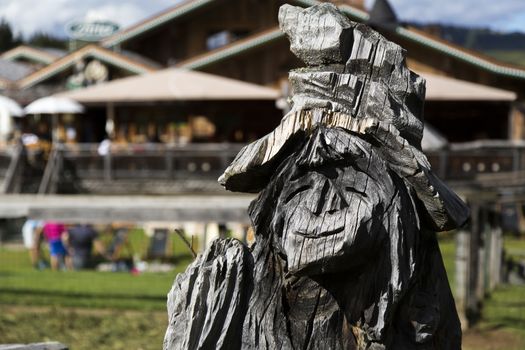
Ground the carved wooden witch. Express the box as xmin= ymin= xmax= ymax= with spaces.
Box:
xmin=164 ymin=4 xmax=470 ymax=350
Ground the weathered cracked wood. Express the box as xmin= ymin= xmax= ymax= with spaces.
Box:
xmin=165 ymin=3 xmax=469 ymax=350
xmin=164 ymin=239 xmax=253 ymax=349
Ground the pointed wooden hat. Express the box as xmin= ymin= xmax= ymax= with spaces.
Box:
xmin=219 ymin=4 xmax=469 ymax=231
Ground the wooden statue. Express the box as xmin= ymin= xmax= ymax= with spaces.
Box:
xmin=164 ymin=4 xmax=469 ymax=349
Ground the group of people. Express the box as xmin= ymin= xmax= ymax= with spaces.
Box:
xmin=22 ymin=220 xmax=131 ymax=271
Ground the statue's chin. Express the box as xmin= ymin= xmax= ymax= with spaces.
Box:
xmin=283 ymin=226 xmax=377 ymax=277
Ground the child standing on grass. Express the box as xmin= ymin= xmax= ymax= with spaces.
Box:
xmin=21 ymin=219 xmax=43 ymax=269
xmin=38 ymin=221 xmax=73 ymax=271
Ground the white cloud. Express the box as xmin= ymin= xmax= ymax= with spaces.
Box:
xmin=0 ymin=0 xmax=524 ymax=38
xmin=0 ymin=0 xmax=176 ymax=38
xmin=82 ymin=4 xmax=150 ymax=36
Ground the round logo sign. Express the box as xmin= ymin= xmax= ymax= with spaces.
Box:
xmin=66 ymin=21 xmax=120 ymax=41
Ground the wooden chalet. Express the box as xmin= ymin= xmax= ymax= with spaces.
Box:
xmin=1 ymin=0 xmax=523 ymax=142
xmin=1 ymin=0 xmax=525 ymax=195
xmin=96 ymin=0 xmax=525 ymax=142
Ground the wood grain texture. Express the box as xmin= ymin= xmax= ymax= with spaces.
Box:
xmin=165 ymin=3 xmax=468 ymax=349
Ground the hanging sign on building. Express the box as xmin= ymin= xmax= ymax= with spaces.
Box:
xmin=66 ymin=21 xmax=120 ymax=42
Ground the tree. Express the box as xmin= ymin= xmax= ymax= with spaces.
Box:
xmin=0 ymin=18 xmax=21 ymax=52
xmin=27 ymin=31 xmax=66 ymax=50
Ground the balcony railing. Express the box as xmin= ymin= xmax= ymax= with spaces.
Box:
xmin=38 ymin=143 xmax=245 ymax=194
xmin=426 ymin=140 xmax=525 ymax=187
xmin=0 ymin=140 xmax=520 ymax=195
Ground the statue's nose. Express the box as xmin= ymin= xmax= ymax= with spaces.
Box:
xmin=309 ymin=178 xmax=349 ymax=216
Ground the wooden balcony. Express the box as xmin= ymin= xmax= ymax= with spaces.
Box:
xmin=37 ymin=143 xmax=245 ymax=194
xmin=2 ymin=140 xmax=524 ymax=195
xmin=426 ymin=140 xmax=525 ymax=191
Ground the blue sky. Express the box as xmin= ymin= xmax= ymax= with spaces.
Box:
xmin=379 ymin=0 xmax=525 ymax=32
xmin=0 ymin=0 xmax=524 ymax=39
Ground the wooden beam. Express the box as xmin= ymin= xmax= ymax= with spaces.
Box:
xmin=0 ymin=195 xmax=253 ymax=223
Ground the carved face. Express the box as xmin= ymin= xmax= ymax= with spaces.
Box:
xmin=247 ymin=125 xmax=422 ymax=341
xmin=269 ymin=127 xmax=401 ymax=276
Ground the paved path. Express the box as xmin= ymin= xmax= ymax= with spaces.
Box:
xmin=0 ymin=194 xmax=255 ymax=223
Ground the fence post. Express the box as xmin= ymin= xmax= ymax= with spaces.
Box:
xmin=512 ymin=148 xmax=520 ymax=173
xmin=104 ymin=149 xmax=112 ymax=182
xmin=479 ymin=207 xmax=489 ymax=298
xmin=455 ymin=229 xmax=470 ymax=329
xmin=467 ymin=202 xmax=482 ymax=325
xmin=488 ymin=209 xmax=503 ymax=291
xmin=166 ymin=147 xmax=174 ymax=179
xmin=50 ymin=146 xmax=63 ymax=194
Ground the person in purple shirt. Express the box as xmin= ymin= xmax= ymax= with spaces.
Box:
xmin=38 ymin=221 xmax=72 ymax=270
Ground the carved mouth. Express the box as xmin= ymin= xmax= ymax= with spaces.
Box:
xmin=289 ymin=206 xmax=349 ymax=238
xmin=295 ymin=225 xmax=345 ymax=238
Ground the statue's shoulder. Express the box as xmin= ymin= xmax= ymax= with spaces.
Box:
xmin=164 ymin=238 xmax=253 ymax=350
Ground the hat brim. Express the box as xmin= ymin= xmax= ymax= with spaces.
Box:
xmin=219 ymin=108 xmax=469 ymax=231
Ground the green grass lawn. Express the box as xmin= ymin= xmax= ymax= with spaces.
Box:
xmin=483 ymin=285 xmax=525 ymax=336
xmin=1 ymin=233 xmax=524 ymax=349
xmin=505 ymin=236 xmax=525 ymax=259
xmin=439 ymin=237 xmax=455 ymax=290
xmin=0 ymin=306 xmax=168 ymax=350
xmin=0 ymin=229 xmax=194 ymax=310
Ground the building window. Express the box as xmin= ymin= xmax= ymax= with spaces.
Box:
xmin=206 ymin=30 xmax=249 ymax=51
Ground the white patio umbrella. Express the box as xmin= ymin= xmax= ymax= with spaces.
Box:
xmin=0 ymin=96 xmax=23 ymax=142
xmin=0 ymin=95 xmax=24 ymax=117
xmin=24 ymin=96 xmax=84 ymax=115
xmin=24 ymin=96 xmax=85 ymax=143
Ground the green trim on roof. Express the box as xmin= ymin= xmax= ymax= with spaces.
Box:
xmin=279 ymin=1 xmax=525 ymax=80
xmin=105 ymin=0 xmax=525 ymax=81
xmin=103 ymin=0 xmax=215 ymax=48
xmin=21 ymin=50 xmax=151 ymax=89
xmin=104 ymin=0 xmax=367 ymax=49
xmin=396 ymin=27 xmax=525 ymax=80
xmin=22 ymin=61 xmax=72 ymax=89
xmin=4 ymin=51 xmax=54 ymax=65
xmin=180 ymin=29 xmax=283 ymax=69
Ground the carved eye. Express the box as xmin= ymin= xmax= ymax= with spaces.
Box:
xmin=284 ymin=185 xmax=310 ymax=204
xmin=345 ymin=186 xmax=367 ymax=197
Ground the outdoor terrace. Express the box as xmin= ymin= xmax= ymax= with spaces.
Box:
xmin=29 ymin=140 xmax=525 ymax=194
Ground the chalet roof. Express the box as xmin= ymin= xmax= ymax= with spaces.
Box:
xmin=178 ymin=28 xmax=283 ymax=70
xmin=15 ymin=0 xmax=525 ymax=97
xmin=101 ymin=0 xmax=368 ymax=49
xmin=102 ymin=0 xmax=216 ymax=48
xmin=56 ymin=68 xmax=279 ymax=103
xmin=181 ymin=46 xmax=516 ymax=101
xmin=178 ymin=24 xmax=525 ymax=82
xmin=0 ymin=59 xmax=34 ymax=81
xmin=17 ymin=45 xmax=158 ymax=90
xmin=422 ymin=73 xmax=516 ymax=101
xmin=119 ymin=50 xmax=163 ymax=70
xmin=129 ymin=0 xmax=522 ymax=81
xmin=1 ymin=45 xmax=65 ymax=65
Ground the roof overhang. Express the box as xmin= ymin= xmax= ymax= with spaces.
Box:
xmin=102 ymin=0 xmax=217 ymax=48
xmin=422 ymin=72 xmax=517 ymax=101
xmin=17 ymin=45 xmax=157 ymax=90
xmin=174 ymin=0 xmax=525 ymax=82
xmin=56 ymin=68 xmax=279 ymax=103
xmin=1 ymin=45 xmax=59 ymax=65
